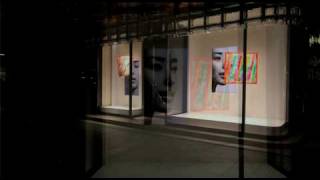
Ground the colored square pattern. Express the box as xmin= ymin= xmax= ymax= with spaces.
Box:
xmin=224 ymin=52 xmax=258 ymax=84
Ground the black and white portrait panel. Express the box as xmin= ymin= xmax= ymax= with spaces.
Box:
xmin=125 ymin=60 xmax=140 ymax=96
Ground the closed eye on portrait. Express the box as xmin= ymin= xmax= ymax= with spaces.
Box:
xmin=213 ymin=52 xmax=223 ymax=61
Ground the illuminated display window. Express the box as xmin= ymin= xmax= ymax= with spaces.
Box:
xmin=100 ymin=21 xmax=289 ymax=135
xmin=101 ymin=41 xmax=143 ymax=116
xmin=166 ymin=22 xmax=288 ymax=135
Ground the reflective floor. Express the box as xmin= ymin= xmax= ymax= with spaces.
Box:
xmin=85 ymin=120 xmax=286 ymax=178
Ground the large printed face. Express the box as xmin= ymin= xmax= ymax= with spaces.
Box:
xmin=144 ymin=54 xmax=167 ymax=100
xmin=143 ymin=49 xmax=168 ymax=112
xmin=117 ymin=56 xmax=130 ymax=77
xmin=144 ymin=53 xmax=178 ymax=106
xmin=118 ymin=56 xmax=140 ymax=95
xmin=123 ymin=59 xmax=140 ymax=96
xmin=131 ymin=60 xmax=139 ymax=92
xmin=212 ymin=51 xmax=226 ymax=85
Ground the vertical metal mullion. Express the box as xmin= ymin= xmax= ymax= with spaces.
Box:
xmin=242 ymin=6 xmax=248 ymax=137
xmin=221 ymin=6 xmax=225 ymax=28
xmin=140 ymin=38 xmax=144 ymax=116
xmin=283 ymin=17 xmax=291 ymax=168
xmin=173 ymin=2 xmax=178 ymax=35
xmin=204 ymin=2 xmax=207 ymax=30
xmin=147 ymin=15 xmax=151 ymax=36
xmin=152 ymin=41 xmax=155 ymax=99
xmin=137 ymin=13 xmax=140 ymax=39
xmin=129 ymin=40 xmax=133 ymax=117
xmin=160 ymin=14 xmax=164 ymax=35
xmin=188 ymin=2 xmax=191 ymax=32
xmin=126 ymin=3 xmax=129 ymax=40
xmin=97 ymin=44 xmax=103 ymax=111
xmin=274 ymin=5 xmax=279 ymax=21
xmin=174 ymin=16 xmax=177 ymax=34
xmin=286 ymin=3 xmax=291 ymax=25
xmin=116 ymin=25 xmax=120 ymax=42
xmin=239 ymin=8 xmax=247 ymax=179
xmin=239 ymin=3 xmax=243 ymax=25
xmin=165 ymin=36 xmax=170 ymax=122
xmin=164 ymin=16 xmax=168 ymax=34
xmin=261 ymin=3 xmax=266 ymax=22
xmin=109 ymin=28 xmax=112 ymax=42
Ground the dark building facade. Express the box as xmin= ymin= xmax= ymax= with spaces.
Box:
xmin=2 ymin=1 xmax=320 ymax=178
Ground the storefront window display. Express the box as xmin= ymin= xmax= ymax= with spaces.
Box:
xmin=167 ymin=22 xmax=288 ymax=133
xmin=101 ymin=40 xmax=143 ymax=116
xmin=99 ymin=22 xmax=289 ymax=134
xmin=167 ymin=26 xmax=244 ymax=129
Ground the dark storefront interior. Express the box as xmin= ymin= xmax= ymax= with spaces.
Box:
xmin=2 ymin=1 xmax=320 ymax=178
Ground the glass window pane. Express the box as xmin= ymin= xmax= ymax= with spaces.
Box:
xmin=167 ymin=26 xmax=244 ymax=147
xmin=244 ymin=21 xmax=288 ymax=178
xmin=248 ymin=8 xmax=261 ymax=19
xmin=246 ymin=22 xmax=288 ymax=131
xmin=131 ymin=40 xmax=143 ymax=116
xmin=167 ymin=37 xmax=188 ymax=116
xmin=192 ymin=17 xmax=204 ymax=27
xmin=208 ymin=15 xmax=221 ymax=25
xmin=225 ymin=11 xmax=240 ymax=22
xmin=266 ymin=7 xmax=275 ymax=16
xmin=101 ymin=42 xmax=131 ymax=116
xmin=101 ymin=44 xmax=112 ymax=108
xmin=166 ymin=23 xmax=245 ymax=178
xmin=177 ymin=20 xmax=188 ymax=30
